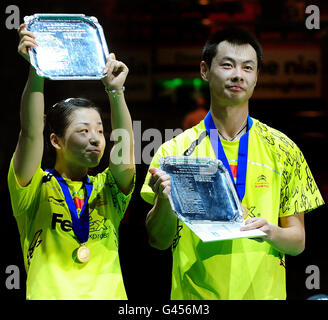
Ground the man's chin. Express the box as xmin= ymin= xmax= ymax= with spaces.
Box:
xmin=88 ymin=160 xmax=101 ymax=168
xmin=226 ymin=93 xmax=250 ymax=106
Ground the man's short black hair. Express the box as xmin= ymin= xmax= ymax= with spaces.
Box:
xmin=202 ymin=27 xmax=263 ymax=71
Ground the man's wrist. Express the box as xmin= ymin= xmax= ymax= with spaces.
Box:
xmin=264 ymin=223 xmax=278 ymax=243
xmin=154 ymin=193 xmax=174 ymax=212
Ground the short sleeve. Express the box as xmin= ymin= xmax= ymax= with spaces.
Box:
xmin=279 ymin=145 xmax=324 ymax=217
xmin=7 ymin=155 xmax=44 ymax=217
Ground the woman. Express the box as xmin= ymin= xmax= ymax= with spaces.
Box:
xmin=7 ymin=24 xmax=135 ymax=300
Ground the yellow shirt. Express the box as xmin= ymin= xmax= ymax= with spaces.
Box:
xmin=141 ymin=118 xmax=324 ymax=300
xmin=8 ymin=157 xmax=134 ymax=300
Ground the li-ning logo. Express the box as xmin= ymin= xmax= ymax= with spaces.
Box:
xmin=255 ymin=174 xmax=270 ymax=189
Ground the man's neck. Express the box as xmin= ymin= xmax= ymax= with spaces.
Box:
xmin=210 ymin=103 xmax=249 ymax=140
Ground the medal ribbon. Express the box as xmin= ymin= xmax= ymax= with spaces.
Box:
xmin=46 ymin=169 xmax=93 ymax=243
xmin=204 ymin=111 xmax=253 ymax=201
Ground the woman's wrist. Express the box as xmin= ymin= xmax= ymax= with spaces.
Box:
xmin=104 ymin=86 xmax=125 ymax=97
xmin=28 ymin=66 xmax=44 ymax=90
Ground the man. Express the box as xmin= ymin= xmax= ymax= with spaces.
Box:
xmin=140 ymin=28 xmax=324 ymax=300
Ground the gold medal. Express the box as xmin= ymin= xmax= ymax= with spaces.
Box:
xmin=241 ymin=204 xmax=248 ymax=219
xmin=76 ymin=244 xmax=90 ymax=263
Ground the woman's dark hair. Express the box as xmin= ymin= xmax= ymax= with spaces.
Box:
xmin=202 ymin=27 xmax=263 ymax=71
xmin=43 ymin=97 xmax=101 ymax=167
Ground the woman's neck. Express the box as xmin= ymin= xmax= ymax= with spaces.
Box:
xmin=54 ymin=161 xmax=88 ymax=181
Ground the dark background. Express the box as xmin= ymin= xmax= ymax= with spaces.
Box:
xmin=1 ymin=0 xmax=327 ymax=301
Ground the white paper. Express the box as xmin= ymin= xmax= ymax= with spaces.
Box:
xmin=185 ymin=220 xmax=265 ymax=242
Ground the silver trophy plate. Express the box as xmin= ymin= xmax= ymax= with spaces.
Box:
xmin=160 ymin=156 xmax=265 ymax=242
xmin=160 ymin=156 xmax=243 ymax=223
xmin=24 ymin=14 xmax=110 ymax=80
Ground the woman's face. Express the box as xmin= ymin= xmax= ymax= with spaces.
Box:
xmin=58 ymin=108 xmax=106 ymax=169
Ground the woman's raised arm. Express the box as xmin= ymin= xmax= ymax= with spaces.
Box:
xmin=102 ymin=54 xmax=135 ymax=195
xmin=13 ymin=24 xmax=45 ymax=186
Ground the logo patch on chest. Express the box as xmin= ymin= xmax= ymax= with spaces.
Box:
xmin=254 ymin=174 xmax=270 ymax=189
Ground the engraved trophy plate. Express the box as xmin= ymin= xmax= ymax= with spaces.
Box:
xmin=160 ymin=156 xmax=243 ymax=223
xmin=160 ymin=156 xmax=265 ymax=241
xmin=24 ymin=14 xmax=110 ymax=80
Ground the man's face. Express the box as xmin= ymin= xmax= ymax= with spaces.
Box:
xmin=201 ymin=41 xmax=258 ymax=106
